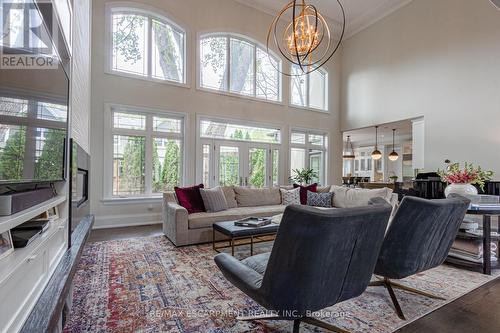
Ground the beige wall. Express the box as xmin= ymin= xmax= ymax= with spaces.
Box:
xmin=341 ymin=0 xmax=500 ymax=175
xmin=90 ymin=0 xmax=342 ymax=228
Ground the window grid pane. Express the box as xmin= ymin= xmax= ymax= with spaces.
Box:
xmin=200 ymin=120 xmax=280 ymax=144
xmin=291 ymin=132 xmax=306 ymax=145
xmin=202 ymin=144 xmax=211 ymax=186
xmin=153 ymin=116 xmax=182 ymax=133
xmin=200 ymin=36 xmax=228 ymax=90
xmin=219 ymin=146 xmax=239 ymax=186
xmin=112 ymin=13 xmax=148 ymax=76
xmin=256 ymin=48 xmax=279 ymax=101
xmin=152 ymin=138 xmax=181 ymax=192
xmin=151 ymin=19 xmax=184 ymax=83
xmin=230 ymin=38 xmax=254 ymax=96
xmin=113 ymin=135 xmax=146 ymax=196
xmin=113 ymin=112 xmax=146 ymax=130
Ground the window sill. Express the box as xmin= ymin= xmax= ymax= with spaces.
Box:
xmin=196 ymin=86 xmax=284 ymax=107
xmin=104 ymin=69 xmax=191 ymax=89
xmin=288 ymin=104 xmax=330 ymax=114
xmin=101 ymin=196 xmax=163 ymax=205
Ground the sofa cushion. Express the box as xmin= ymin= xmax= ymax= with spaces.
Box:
xmin=200 ymin=187 xmax=228 ymax=213
xmin=307 ymin=191 xmax=334 ymax=208
xmin=330 ymin=186 xmax=393 ymax=208
xmin=221 ymin=186 xmax=238 ymax=208
xmin=280 ymin=187 xmax=301 ymax=205
xmin=188 ymin=205 xmax=286 ymax=229
xmin=174 ymin=184 xmax=205 ymax=214
xmin=293 ymin=183 xmax=318 ymax=204
xmin=234 ymin=187 xmax=281 ymax=207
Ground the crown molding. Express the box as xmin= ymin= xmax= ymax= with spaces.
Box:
xmin=345 ymin=0 xmax=414 ymax=39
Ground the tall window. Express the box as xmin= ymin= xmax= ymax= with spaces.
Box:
xmin=290 ymin=130 xmax=328 ymax=184
xmin=199 ymin=34 xmax=281 ymax=102
xmin=108 ymin=5 xmax=186 ymax=84
xmin=108 ymin=106 xmax=184 ymax=198
xmin=290 ymin=65 xmax=328 ymax=111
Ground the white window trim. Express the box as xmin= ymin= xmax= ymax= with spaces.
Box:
xmin=197 ymin=32 xmax=283 ymax=104
xmin=195 ymin=115 xmax=284 ymax=187
xmin=103 ymin=103 xmax=187 ymax=201
xmin=104 ymin=2 xmax=189 ymax=88
xmin=289 ymin=65 xmax=329 ymax=113
xmin=289 ymin=127 xmax=329 ymax=184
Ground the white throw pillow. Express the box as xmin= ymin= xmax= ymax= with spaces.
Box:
xmin=280 ymin=187 xmax=301 ymax=205
xmin=330 ymin=186 xmax=393 ymax=208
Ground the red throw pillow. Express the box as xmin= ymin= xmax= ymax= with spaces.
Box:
xmin=293 ymin=183 xmax=318 ymax=205
xmin=174 ymin=184 xmax=206 ymax=214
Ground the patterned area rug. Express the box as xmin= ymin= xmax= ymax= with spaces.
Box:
xmin=64 ymin=236 xmax=497 ymax=333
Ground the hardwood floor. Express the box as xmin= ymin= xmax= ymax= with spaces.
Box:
xmin=88 ymin=225 xmax=500 ymax=332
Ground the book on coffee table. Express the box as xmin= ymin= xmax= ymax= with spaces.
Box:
xmin=234 ymin=217 xmax=271 ymax=228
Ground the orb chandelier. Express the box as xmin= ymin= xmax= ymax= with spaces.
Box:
xmin=267 ymin=0 xmax=346 ymax=76
xmin=388 ymin=129 xmax=399 ymax=161
xmin=342 ymin=135 xmax=355 ymax=160
xmin=371 ymin=126 xmax=382 ymax=160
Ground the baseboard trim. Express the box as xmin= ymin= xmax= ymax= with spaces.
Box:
xmin=93 ymin=212 xmax=162 ymax=229
xmin=93 ymin=220 xmax=162 ymax=230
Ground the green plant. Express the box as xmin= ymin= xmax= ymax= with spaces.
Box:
xmin=438 ymin=162 xmax=494 ymax=191
xmin=290 ymin=168 xmax=318 ymax=185
xmin=389 ymin=175 xmax=398 ymax=183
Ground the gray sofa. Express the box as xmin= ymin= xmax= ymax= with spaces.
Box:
xmin=163 ymin=185 xmax=398 ymax=246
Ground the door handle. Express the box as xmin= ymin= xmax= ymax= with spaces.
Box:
xmin=245 ymin=177 xmax=248 ymax=186
xmin=239 ymin=176 xmax=243 ymax=186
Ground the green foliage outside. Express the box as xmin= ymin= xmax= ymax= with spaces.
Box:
xmin=0 ymin=127 xmax=26 ymax=180
xmin=120 ymin=136 xmax=145 ymax=194
xmin=35 ymin=129 xmax=66 ymax=180
xmin=0 ymin=127 xmax=66 ymax=181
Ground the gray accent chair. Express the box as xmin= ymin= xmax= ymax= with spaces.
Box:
xmin=214 ymin=198 xmax=393 ymax=333
xmin=370 ymin=195 xmax=470 ymax=320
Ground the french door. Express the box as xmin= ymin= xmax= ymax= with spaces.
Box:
xmin=199 ymin=139 xmax=280 ymax=188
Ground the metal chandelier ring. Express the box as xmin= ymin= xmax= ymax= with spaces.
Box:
xmin=266 ymin=0 xmax=346 ymax=77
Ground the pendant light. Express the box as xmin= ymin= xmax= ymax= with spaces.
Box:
xmin=388 ymin=129 xmax=399 ymax=161
xmin=371 ymin=126 xmax=382 ymax=160
xmin=342 ymin=135 xmax=355 ymax=160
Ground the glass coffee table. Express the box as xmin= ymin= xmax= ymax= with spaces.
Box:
xmin=212 ymin=220 xmax=279 ymax=257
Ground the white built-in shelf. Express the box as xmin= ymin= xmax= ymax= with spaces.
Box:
xmin=0 ymin=217 xmax=67 ymax=284
xmin=0 ymin=195 xmax=66 ymax=235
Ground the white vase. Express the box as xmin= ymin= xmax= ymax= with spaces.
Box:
xmin=444 ymin=183 xmax=478 ymax=198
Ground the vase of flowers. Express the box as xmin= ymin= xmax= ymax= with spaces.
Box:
xmin=439 ymin=162 xmax=494 ymax=197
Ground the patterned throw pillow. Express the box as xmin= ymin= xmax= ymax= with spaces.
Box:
xmin=280 ymin=188 xmax=301 ymax=205
xmin=307 ymin=191 xmax=334 ymax=208
xmin=200 ymin=187 xmax=229 ymax=213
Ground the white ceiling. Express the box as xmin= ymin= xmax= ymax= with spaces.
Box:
xmin=343 ymin=119 xmax=413 ymax=147
xmin=233 ymin=0 xmax=414 ymax=38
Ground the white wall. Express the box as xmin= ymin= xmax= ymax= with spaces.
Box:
xmin=71 ymin=0 xmax=92 ymax=153
xmin=90 ymin=0 xmax=342 ymax=228
xmin=341 ymin=0 xmax=500 ymax=176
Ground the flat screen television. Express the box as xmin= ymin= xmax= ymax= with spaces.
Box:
xmin=0 ymin=6 xmax=69 ymax=185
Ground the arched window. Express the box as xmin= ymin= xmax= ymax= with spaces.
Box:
xmin=199 ymin=33 xmax=282 ymax=102
xmin=290 ymin=65 xmax=328 ymax=111
xmin=107 ymin=4 xmax=186 ymax=84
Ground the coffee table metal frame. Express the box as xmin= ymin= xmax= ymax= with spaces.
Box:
xmin=212 ymin=227 xmax=277 ymax=256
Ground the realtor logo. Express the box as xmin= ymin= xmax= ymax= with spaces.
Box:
xmin=0 ymin=0 xmax=58 ymax=69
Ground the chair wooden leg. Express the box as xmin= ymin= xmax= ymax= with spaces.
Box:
xmin=302 ymin=317 xmax=352 ymax=333
xmin=384 ymin=280 xmax=406 ymax=320
xmin=293 ymin=319 xmax=301 ymax=333
xmin=388 ymin=280 xmax=446 ymax=300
